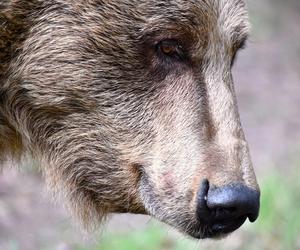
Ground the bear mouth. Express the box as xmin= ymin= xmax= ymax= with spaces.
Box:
xmin=189 ymin=215 xmax=248 ymax=239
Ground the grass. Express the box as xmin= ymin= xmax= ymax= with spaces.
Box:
xmin=75 ymin=225 xmax=198 ymax=250
xmin=74 ymin=168 xmax=300 ymax=250
xmin=254 ymin=169 xmax=300 ymax=249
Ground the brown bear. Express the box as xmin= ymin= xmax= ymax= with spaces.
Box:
xmin=0 ymin=0 xmax=259 ymax=239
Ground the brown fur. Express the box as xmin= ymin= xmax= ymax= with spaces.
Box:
xmin=0 ymin=0 xmax=259 ymax=238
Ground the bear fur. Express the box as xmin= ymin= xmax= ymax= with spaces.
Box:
xmin=0 ymin=0 xmax=259 ymax=238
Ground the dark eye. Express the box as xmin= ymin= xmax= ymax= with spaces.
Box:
xmin=156 ymin=39 xmax=184 ymax=60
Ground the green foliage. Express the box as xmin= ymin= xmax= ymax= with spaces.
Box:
xmin=75 ymin=225 xmax=197 ymax=250
xmin=94 ymin=226 xmax=168 ymax=250
xmin=254 ymin=170 xmax=300 ymax=249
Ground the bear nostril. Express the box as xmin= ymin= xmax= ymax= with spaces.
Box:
xmin=196 ymin=181 xmax=260 ymax=236
xmin=214 ymin=207 xmax=236 ymax=219
xmin=196 ymin=179 xmax=211 ymax=222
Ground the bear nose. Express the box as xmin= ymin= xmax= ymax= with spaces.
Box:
xmin=197 ymin=180 xmax=260 ymax=237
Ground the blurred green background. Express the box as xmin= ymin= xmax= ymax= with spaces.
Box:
xmin=1 ymin=0 xmax=300 ymax=249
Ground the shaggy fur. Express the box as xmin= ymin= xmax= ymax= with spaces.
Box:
xmin=0 ymin=0 xmax=259 ymax=238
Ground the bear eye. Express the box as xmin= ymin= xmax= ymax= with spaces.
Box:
xmin=160 ymin=40 xmax=177 ymax=55
xmin=156 ymin=39 xmax=184 ymax=60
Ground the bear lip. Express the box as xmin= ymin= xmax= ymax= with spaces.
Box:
xmin=188 ymin=215 xmax=247 ymax=239
xmin=209 ymin=215 xmax=247 ymax=236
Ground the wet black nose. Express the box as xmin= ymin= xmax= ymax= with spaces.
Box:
xmin=197 ymin=180 xmax=260 ymax=237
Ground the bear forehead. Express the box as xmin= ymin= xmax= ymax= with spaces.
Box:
xmin=79 ymin=0 xmax=249 ymax=32
xmin=140 ymin=0 xmax=249 ymax=41
xmin=70 ymin=0 xmax=249 ymax=47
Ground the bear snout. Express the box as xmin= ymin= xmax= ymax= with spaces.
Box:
xmin=196 ymin=179 xmax=260 ymax=238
